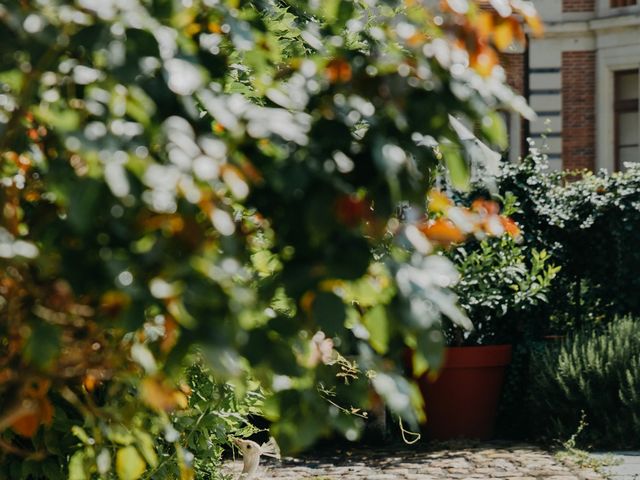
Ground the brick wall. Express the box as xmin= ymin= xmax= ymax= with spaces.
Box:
xmin=562 ymin=0 xmax=595 ymax=11
xmin=501 ymin=52 xmax=526 ymax=157
xmin=502 ymin=53 xmax=525 ymax=95
xmin=562 ymin=51 xmax=596 ymax=171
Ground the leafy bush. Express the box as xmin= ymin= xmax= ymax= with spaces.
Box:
xmin=0 ymin=359 xmax=261 ymax=480
xmin=448 ymin=236 xmax=558 ymax=345
xmin=528 ymin=317 xmax=640 ymax=448
xmin=497 ymin=155 xmax=640 ymax=332
xmin=0 ymin=0 xmax=541 ymax=476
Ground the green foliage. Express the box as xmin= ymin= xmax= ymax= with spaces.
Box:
xmin=498 ymin=156 xmax=640 ymax=332
xmin=528 ymin=317 xmax=640 ymax=448
xmin=447 ymin=233 xmax=559 ymax=345
xmin=0 ymin=359 xmax=261 ymax=480
xmin=0 ymin=0 xmax=536 ymax=476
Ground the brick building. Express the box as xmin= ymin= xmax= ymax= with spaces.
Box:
xmin=504 ymin=0 xmax=640 ymax=171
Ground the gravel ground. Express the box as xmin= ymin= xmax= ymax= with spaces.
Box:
xmin=223 ymin=443 xmax=605 ymax=479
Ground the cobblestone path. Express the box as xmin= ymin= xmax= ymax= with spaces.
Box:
xmin=223 ymin=444 xmax=604 ymax=479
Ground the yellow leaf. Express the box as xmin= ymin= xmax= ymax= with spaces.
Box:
xmin=140 ymin=377 xmax=188 ymax=412
xmin=180 ymin=465 xmax=195 ymax=480
xmin=427 ymin=190 xmax=452 ymax=214
xmin=116 ymin=446 xmax=146 ymax=480
xmin=476 ymin=11 xmax=493 ymax=40
xmin=493 ymin=20 xmax=514 ymax=51
xmin=525 ymin=14 xmax=544 ymax=37
xmin=178 ymin=446 xmax=195 ymax=480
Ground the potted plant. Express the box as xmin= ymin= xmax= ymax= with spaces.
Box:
xmin=416 ymin=214 xmax=559 ymax=440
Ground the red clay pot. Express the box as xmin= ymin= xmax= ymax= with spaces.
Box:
xmin=417 ymin=344 xmax=512 ymax=440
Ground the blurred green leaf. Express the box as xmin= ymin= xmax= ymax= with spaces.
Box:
xmin=441 ymin=141 xmax=469 ymax=191
xmin=481 ymin=111 xmax=508 ymax=150
xmin=116 ymin=446 xmax=146 ymax=480
xmin=312 ymin=292 xmax=346 ymax=336
xmin=68 ymin=451 xmax=89 ymax=480
xmin=24 ymin=322 xmax=60 ymax=369
xmin=134 ymin=430 xmax=158 ymax=468
xmin=362 ymin=306 xmax=389 ymax=354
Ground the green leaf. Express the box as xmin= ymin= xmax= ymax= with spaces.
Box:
xmin=481 ymin=111 xmax=508 ymax=150
xmin=34 ymin=106 xmax=80 ymax=132
xmin=24 ymin=322 xmax=60 ymax=369
xmin=107 ymin=426 xmax=135 ymax=446
xmin=71 ymin=426 xmax=91 ymax=445
xmin=319 ymin=0 xmax=340 ymax=21
xmin=116 ymin=446 xmax=146 ymax=480
xmin=134 ymin=430 xmax=158 ymax=468
xmin=416 ymin=327 xmax=445 ymax=373
xmin=65 ymin=178 xmax=105 ymax=234
xmin=362 ymin=306 xmax=389 ymax=354
xmin=0 ymin=69 xmax=23 ymax=91
xmin=312 ymin=292 xmax=346 ymax=336
xmin=440 ymin=141 xmax=469 ymax=191
xmin=68 ymin=451 xmax=88 ymax=480
xmin=126 ymin=85 xmax=156 ymax=126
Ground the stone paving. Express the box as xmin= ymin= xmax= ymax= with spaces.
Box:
xmin=592 ymin=452 xmax=640 ymax=480
xmin=223 ymin=443 xmax=605 ymax=479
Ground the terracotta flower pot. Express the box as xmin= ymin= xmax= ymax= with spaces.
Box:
xmin=416 ymin=344 xmax=512 ymax=440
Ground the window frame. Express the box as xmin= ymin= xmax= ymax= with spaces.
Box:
xmin=613 ymin=69 xmax=640 ymax=171
xmin=610 ymin=0 xmax=637 ymax=8
xmin=598 ymin=0 xmax=639 ymax=16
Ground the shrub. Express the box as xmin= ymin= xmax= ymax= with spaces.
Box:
xmin=0 ymin=0 xmax=541 ymax=475
xmin=528 ymin=316 xmax=640 ymax=448
xmin=0 ymin=359 xmax=262 ymax=480
xmin=497 ymin=155 xmax=640 ymax=333
xmin=447 ymin=236 xmax=558 ymax=345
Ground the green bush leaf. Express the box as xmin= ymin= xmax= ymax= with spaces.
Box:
xmin=134 ymin=430 xmax=158 ymax=468
xmin=363 ymin=306 xmax=389 ymax=354
xmin=67 ymin=451 xmax=88 ymax=480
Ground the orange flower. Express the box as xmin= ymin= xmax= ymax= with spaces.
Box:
xmin=471 ymin=198 xmax=500 ymax=215
xmin=325 ymin=58 xmax=352 ymax=83
xmin=418 ymin=219 xmax=466 ymax=245
xmin=500 ymin=216 xmax=521 ymax=238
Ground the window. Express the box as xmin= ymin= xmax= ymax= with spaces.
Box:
xmin=611 ymin=0 xmax=637 ymax=6
xmin=614 ymin=70 xmax=639 ymax=170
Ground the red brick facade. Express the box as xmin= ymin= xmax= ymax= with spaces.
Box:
xmin=562 ymin=51 xmax=596 ymax=171
xmin=501 ymin=52 xmax=527 ymax=156
xmin=502 ymin=53 xmax=525 ymax=95
xmin=562 ymin=0 xmax=595 ymax=11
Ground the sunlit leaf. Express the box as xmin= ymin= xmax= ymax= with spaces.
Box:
xmin=427 ymin=190 xmax=453 ymax=214
xmin=140 ymin=377 xmax=188 ymax=412
xmin=481 ymin=111 xmax=508 ymax=150
xmin=440 ymin=141 xmax=469 ymax=191
xmin=116 ymin=446 xmax=146 ymax=480
xmin=362 ymin=305 xmax=389 ymax=354
xmin=134 ymin=430 xmax=159 ymax=468
xmin=68 ymin=450 xmax=89 ymax=480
